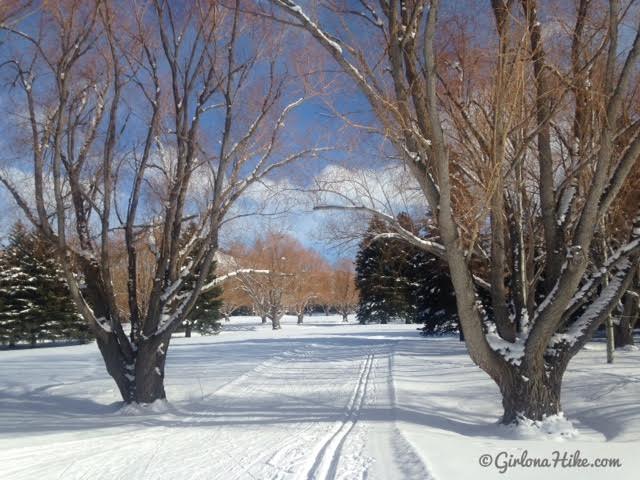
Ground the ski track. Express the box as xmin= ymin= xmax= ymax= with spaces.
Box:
xmin=0 ymin=329 xmax=431 ymax=480
xmin=302 ymin=353 xmax=375 ymax=480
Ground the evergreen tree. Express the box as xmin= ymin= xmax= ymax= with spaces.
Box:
xmin=355 ymin=216 xmax=413 ymax=324
xmin=0 ymin=223 xmax=90 ymax=346
xmin=185 ymin=261 xmax=223 ymax=336
xmin=177 ymin=224 xmax=224 ymax=337
xmin=355 ymin=213 xmax=461 ymax=332
xmin=412 ymin=253 xmax=459 ymax=335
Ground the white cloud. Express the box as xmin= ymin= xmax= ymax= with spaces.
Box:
xmin=218 ymin=163 xmax=428 ymax=260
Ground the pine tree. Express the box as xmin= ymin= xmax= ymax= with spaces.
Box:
xmin=176 ymin=224 xmax=224 ymax=337
xmin=355 ymin=213 xmax=462 ymax=331
xmin=412 ymin=253 xmax=459 ymax=335
xmin=0 ymin=223 xmax=90 ymax=347
xmin=355 ymin=216 xmax=413 ymax=324
xmin=186 ymin=262 xmax=223 ymax=336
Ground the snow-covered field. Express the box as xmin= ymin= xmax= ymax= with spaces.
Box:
xmin=1 ymin=315 xmax=638 ymax=480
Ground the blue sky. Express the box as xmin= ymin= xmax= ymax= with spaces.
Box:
xmin=2 ymin=0 xmax=637 ymax=262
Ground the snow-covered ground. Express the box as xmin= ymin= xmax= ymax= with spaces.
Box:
xmin=1 ymin=315 xmax=638 ymax=479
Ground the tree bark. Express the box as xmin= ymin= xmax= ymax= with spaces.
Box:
xmin=615 ymin=291 xmax=638 ymax=348
xmin=94 ymin=331 xmax=133 ymax=402
xmin=94 ymin=326 xmax=172 ymax=404
xmin=500 ymin=368 xmax=562 ymax=423
xmin=271 ymin=315 xmax=282 ymax=330
xmin=134 ymin=334 xmax=170 ymax=404
xmin=606 ymin=314 xmax=615 ymax=362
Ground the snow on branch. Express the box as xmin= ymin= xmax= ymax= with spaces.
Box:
xmin=201 ymin=269 xmax=270 ymax=293
xmin=564 ymin=236 xmax=640 ymax=316
xmin=154 ymin=269 xmax=272 ymax=335
xmin=271 ymin=0 xmax=374 ymax=98
xmin=94 ymin=316 xmax=113 ymax=333
xmin=274 ymin=1 xmax=342 ymax=54
xmin=370 ymin=232 xmax=445 ymax=258
xmin=485 ymin=326 xmax=526 ymax=366
xmin=549 ymin=259 xmax=634 ymax=351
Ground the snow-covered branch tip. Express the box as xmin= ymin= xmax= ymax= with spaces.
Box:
xmin=273 ymin=1 xmax=343 ymax=54
xmin=201 ymin=269 xmax=270 ymax=293
xmin=371 ymin=232 xmax=447 ymax=258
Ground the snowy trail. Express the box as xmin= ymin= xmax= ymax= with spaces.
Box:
xmin=0 ymin=318 xmax=428 ymax=480
xmin=303 ymin=352 xmax=375 ymax=480
xmin=2 ymin=316 xmax=639 ymax=480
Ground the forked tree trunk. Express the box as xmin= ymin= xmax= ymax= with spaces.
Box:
xmin=297 ymin=313 xmax=304 ymax=324
xmin=134 ymin=334 xmax=171 ymax=403
xmin=97 ymin=327 xmax=171 ymax=404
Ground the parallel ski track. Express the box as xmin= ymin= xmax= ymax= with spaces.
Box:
xmin=302 ymin=352 xmax=375 ymax=480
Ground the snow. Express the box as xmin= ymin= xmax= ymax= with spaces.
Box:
xmin=551 ymin=261 xmax=631 ymax=350
xmin=508 ymin=412 xmax=578 ymax=440
xmin=556 ymin=184 xmax=576 ymax=226
xmin=94 ymin=316 xmax=112 ymax=333
xmin=485 ymin=328 xmax=526 ymax=365
xmin=1 ymin=316 xmax=639 ymax=479
xmin=286 ymin=3 xmax=343 ymax=54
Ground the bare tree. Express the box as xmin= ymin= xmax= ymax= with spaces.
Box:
xmin=332 ymin=259 xmax=358 ymax=322
xmin=234 ymin=233 xmax=295 ymax=329
xmin=0 ymin=0 xmax=324 ymax=403
xmin=270 ymin=0 xmax=640 ymax=423
xmin=219 ymin=276 xmax=245 ymax=322
xmin=283 ymin=239 xmax=328 ymax=324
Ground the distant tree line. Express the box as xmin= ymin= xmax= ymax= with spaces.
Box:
xmin=225 ymin=232 xmax=359 ymax=330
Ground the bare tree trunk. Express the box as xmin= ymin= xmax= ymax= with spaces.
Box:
xmin=615 ymin=291 xmax=638 ymax=348
xmin=133 ymin=333 xmax=171 ymax=404
xmin=297 ymin=313 xmax=304 ymax=324
xmin=500 ymin=368 xmax=562 ymax=423
xmin=261 ymin=315 xmax=268 ymax=324
xmin=184 ymin=322 xmax=192 ymax=338
xmin=272 ymin=315 xmax=282 ymax=330
xmin=342 ymin=313 xmax=348 ymax=322
xmin=606 ymin=315 xmax=615 ymax=362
